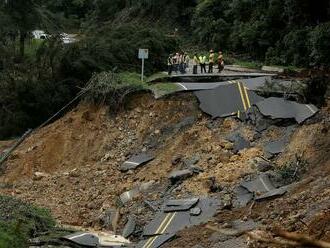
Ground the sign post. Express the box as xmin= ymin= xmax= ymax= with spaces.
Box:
xmin=138 ymin=49 xmax=149 ymax=82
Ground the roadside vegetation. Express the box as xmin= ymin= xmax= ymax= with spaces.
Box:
xmin=0 ymin=195 xmax=55 ymax=248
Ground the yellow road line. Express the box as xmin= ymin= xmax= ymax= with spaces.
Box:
xmin=243 ymin=86 xmax=251 ymax=108
xmin=143 ymin=213 xmax=176 ymax=248
xmin=142 ymin=213 xmax=171 ymax=248
xmin=237 ymin=82 xmax=247 ymax=111
xmin=161 ymin=212 xmax=176 ymax=234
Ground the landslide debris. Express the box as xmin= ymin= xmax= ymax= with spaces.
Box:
xmin=0 ymin=93 xmax=329 ymax=247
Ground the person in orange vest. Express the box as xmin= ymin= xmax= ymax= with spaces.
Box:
xmin=208 ymin=49 xmax=215 ymax=73
xmin=217 ymin=51 xmax=224 ymax=73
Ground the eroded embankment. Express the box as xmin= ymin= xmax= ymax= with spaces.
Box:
xmin=0 ymin=93 xmax=329 ymax=246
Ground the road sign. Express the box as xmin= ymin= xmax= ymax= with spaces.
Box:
xmin=138 ymin=49 xmax=149 ymax=82
xmin=138 ymin=49 xmax=149 ymax=59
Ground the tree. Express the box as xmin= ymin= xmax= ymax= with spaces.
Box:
xmin=3 ymin=0 xmax=41 ymax=59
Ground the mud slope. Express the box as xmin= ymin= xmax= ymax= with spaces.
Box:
xmin=0 ymin=93 xmax=329 ymax=246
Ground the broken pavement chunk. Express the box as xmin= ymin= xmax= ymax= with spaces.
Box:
xmin=226 ymin=133 xmax=251 ymax=153
xmin=256 ymin=97 xmax=318 ymax=123
xmin=241 ymin=173 xmax=276 ymax=194
xmin=264 ymin=138 xmax=287 ymax=155
xmin=194 ymin=83 xmax=264 ymax=118
xmin=63 ymin=232 xmax=99 ymax=247
xmin=233 ymin=186 xmax=254 ymax=208
xmin=120 ymin=153 xmax=155 ymax=172
xmin=137 ymin=233 xmax=176 ymax=248
xmin=122 ymin=215 xmax=136 ymax=238
xmin=143 ymin=197 xmax=220 ymax=237
xmin=164 ymin=197 xmax=199 ymax=212
xmin=238 ymin=174 xmax=287 ymax=204
xmin=255 ymin=187 xmax=287 ymax=201
xmin=168 ymin=169 xmax=193 ymax=182
xmin=263 ymin=125 xmax=296 ymax=155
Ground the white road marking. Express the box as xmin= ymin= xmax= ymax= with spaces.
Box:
xmin=305 ymin=104 xmax=317 ymax=114
xmin=260 ymin=176 xmax=271 ymax=192
xmin=69 ymin=233 xmax=93 ymax=240
xmin=176 ymin=83 xmax=188 ymax=90
xmin=124 ymin=161 xmax=140 ymax=165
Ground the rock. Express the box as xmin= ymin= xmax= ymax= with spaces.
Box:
xmin=229 ymin=155 xmax=239 ymax=162
xmin=223 ymin=142 xmax=234 ymax=150
xmin=82 ymin=111 xmax=94 ymax=121
xmin=249 ymin=158 xmax=274 ymax=172
xmin=154 ymin=130 xmax=160 ymax=135
xmin=101 ymin=152 xmax=113 ymax=162
xmin=27 ymin=145 xmax=37 ymax=153
xmin=256 ymin=161 xmax=273 ymax=172
xmin=135 ymin=107 xmax=142 ymax=113
xmin=98 ymin=208 xmax=120 ymax=230
xmin=33 ymin=172 xmax=49 ymax=181
xmin=189 ymin=165 xmax=204 ymax=173
xmin=190 ymin=207 xmax=202 ymax=216
xmin=208 ymin=177 xmax=222 ymax=193
xmin=184 ymin=155 xmax=200 ymax=166
xmin=171 ymin=155 xmax=182 ymax=166
xmin=69 ymin=169 xmax=79 ymax=177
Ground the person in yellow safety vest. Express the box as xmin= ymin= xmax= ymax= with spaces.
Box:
xmin=193 ymin=53 xmax=199 ymax=74
xmin=199 ymin=55 xmax=207 ymax=73
xmin=217 ymin=51 xmax=224 ymax=73
xmin=208 ymin=49 xmax=215 ymax=73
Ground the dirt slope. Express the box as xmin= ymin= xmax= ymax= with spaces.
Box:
xmin=0 ymin=93 xmax=329 ymax=246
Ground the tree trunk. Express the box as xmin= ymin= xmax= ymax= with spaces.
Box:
xmin=19 ymin=30 xmax=26 ymax=59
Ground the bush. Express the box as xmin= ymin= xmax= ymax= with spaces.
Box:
xmin=309 ymin=22 xmax=330 ymax=66
xmin=83 ymin=71 xmax=146 ymax=111
xmin=61 ymin=23 xmax=178 ymax=83
xmin=266 ymin=28 xmax=311 ymax=66
xmin=0 ymin=195 xmax=55 ymax=248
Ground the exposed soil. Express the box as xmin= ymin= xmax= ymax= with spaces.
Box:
xmin=0 ymin=93 xmax=329 ymax=247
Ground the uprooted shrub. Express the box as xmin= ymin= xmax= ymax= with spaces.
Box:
xmin=83 ymin=71 xmax=146 ymax=112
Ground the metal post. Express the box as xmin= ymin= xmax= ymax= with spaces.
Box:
xmin=141 ymin=58 xmax=145 ymax=82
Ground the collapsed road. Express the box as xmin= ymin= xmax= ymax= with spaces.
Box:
xmin=0 ymin=69 xmax=329 ymax=248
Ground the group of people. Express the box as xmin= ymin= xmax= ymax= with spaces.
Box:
xmin=167 ymin=50 xmax=224 ymax=75
xmin=167 ymin=52 xmax=190 ymax=75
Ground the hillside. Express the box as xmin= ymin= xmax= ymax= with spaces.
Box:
xmin=0 ymin=92 xmax=329 ymax=247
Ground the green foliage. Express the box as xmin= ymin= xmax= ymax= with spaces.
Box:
xmin=0 ymin=195 xmax=55 ymax=248
xmin=309 ymin=22 xmax=330 ymax=66
xmin=0 ymin=38 xmax=77 ymax=139
xmin=192 ymin=0 xmax=330 ymax=66
xmin=61 ymin=23 xmax=178 ymax=82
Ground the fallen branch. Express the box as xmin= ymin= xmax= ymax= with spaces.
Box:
xmin=275 ymin=230 xmax=330 ymax=248
xmin=247 ymin=230 xmax=330 ymax=248
xmin=247 ymin=230 xmax=298 ymax=246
